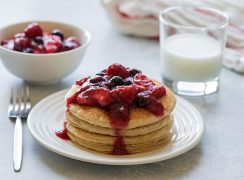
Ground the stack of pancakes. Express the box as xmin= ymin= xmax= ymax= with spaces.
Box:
xmin=65 ymin=82 xmax=176 ymax=155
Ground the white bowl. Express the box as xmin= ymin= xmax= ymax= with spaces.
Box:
xmin=0 ymin=21 xmax=91 ymax=84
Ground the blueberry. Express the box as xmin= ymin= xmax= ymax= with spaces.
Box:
xmin=96 ymin=69 xmax=106 ymax=76
xmin=52 ymin=29 xmax=64 ymax=41
xmin=129 ymin=68 xmax=141 ymax=77
xmin=33 ymin=36 xmax=43 ymax=45
xmin=124 ymin=77 xmax=133 ymax=85
xmin=136 ymin=95 xmax=149 ymax=107
xmin=89 ymin=76 xmax=104 ymax=83
xmin=24 ymin=48 xmax=34 ymax=53
xmin=109 ymin=76 xmax=124 ymax=88
xmin=13 ymin=43 xmax=22 ymax=51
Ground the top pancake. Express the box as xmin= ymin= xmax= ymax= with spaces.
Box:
xmin=66 ymin=80 xmax=176 ymax=129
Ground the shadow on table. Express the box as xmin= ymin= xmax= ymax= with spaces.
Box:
xmin=35 ymin=142 xmax=203 ymax=179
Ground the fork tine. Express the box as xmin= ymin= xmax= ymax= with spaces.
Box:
xmin=8 ymin=86 xmax=32 ymax=118
xmin=15 ymin=89 xmax=21 ymax=115
xmin=13 ymin=88 xmax=20 ymax=116
xmin=19 ymin=87 xmax=25 ymax=115
xmin=8 ymin=88 xmax=15 ymax=116
xmin=24 ymin=86 xmax=31 ymax=114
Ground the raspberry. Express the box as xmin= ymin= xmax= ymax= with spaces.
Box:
xmin=24 ymin=23 xmax=43 ymax=38
xmin=106 ymin=63 xmax=129 ymax=78
xmin=111 ymin=85 xmax=137 ymax=105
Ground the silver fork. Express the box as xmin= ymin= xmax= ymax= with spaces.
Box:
xmin=8 ymin=86 xmax=31 ymax=172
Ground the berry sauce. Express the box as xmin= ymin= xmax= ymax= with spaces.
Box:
xmin=59 ymin=64 xmax=166 ymax=155
xmin=111 ymin=129 xmax=128 ymax=155
xmin=55 ymin=121 xmax=70 ymax=140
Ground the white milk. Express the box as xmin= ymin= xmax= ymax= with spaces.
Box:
xmin=161 ymin=33 xmax=222 ymax=82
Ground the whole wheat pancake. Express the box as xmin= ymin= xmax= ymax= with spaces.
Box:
xmin=68 ymin=128 xmax=172 ymax=154
xmin=63 ymin=67 xmax=176 ymax=155
xmin=66 ymin=111 xmax=172 ymax=137
xmin=66 ymin=118 xmax=173 ymax=145
xmin=66 ymin=80 xmax=176 ymax=129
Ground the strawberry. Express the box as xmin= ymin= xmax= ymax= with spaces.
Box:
xmin=13 ymin=37 xmax=31 ymax=51
xmin=134 ymin=84 xmax=147 ymax=93
xmin=75 ymin=77 xmax=89 ymax=86
xmin=150 ymin=86 xmax=166 ymax=98
xmin=63 ymin=37 xmax=81 ymax=50
xmin=33 ymin=46 xmax=46 ymax=53
xmin=134 ymin=74 xmax=153 ymax=87
xmin=77 ymin=87 xmax=112 ymax=107
xmin=110 ymin=85 xmax=137 ymax=105
xmin=146 ymin=97 xmax=164 ymax=116
xmin=43 ymin=35 xmax=63 ymax=53
xmin=77 ymin=95 xmax=97 ymax=106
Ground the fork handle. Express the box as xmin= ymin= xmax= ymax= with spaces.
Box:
xmin=13 ymin=116 xmax=22 ymax=172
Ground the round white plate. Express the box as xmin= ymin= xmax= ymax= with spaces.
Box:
xmin=27 ymin=89 xmax=204 ymax=165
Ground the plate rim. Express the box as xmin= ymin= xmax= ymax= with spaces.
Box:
xmin=27 ymin=89 xmax=204 ymax=165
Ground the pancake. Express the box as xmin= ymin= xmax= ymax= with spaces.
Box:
xmin=66 ymin=111 xmax=172 ymax=136
xmin=68 ymin=132 xmax=171 ymax=154
xmin=67 ymin=121 xmax=172 ymax=154
xmin=64 ymin=73 xmax=176 ymax=155
xmin=66 ymin=80 xmax=176 ymax=129
xmin=66 ymin=117 xmax=173 ymax=145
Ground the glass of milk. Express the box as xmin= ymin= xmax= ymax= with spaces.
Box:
xmin=159 ymin=6 xmax=229 ymax=96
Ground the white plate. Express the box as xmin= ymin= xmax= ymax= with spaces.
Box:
xmin=27 ymin=89 xmax=204 ymax=165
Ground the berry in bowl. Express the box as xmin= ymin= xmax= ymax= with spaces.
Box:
xmin=1 ymin=23 xmax=81 ymax=53
xmin=0 ymin=21 xmax=91 ymax=84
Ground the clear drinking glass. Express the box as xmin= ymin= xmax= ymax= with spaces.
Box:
xmin=159 ymin=6 xmax=229 ymax=96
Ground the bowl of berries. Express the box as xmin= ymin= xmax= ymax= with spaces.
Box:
xmin=0 ymin=21 xmax=91 ymax=84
